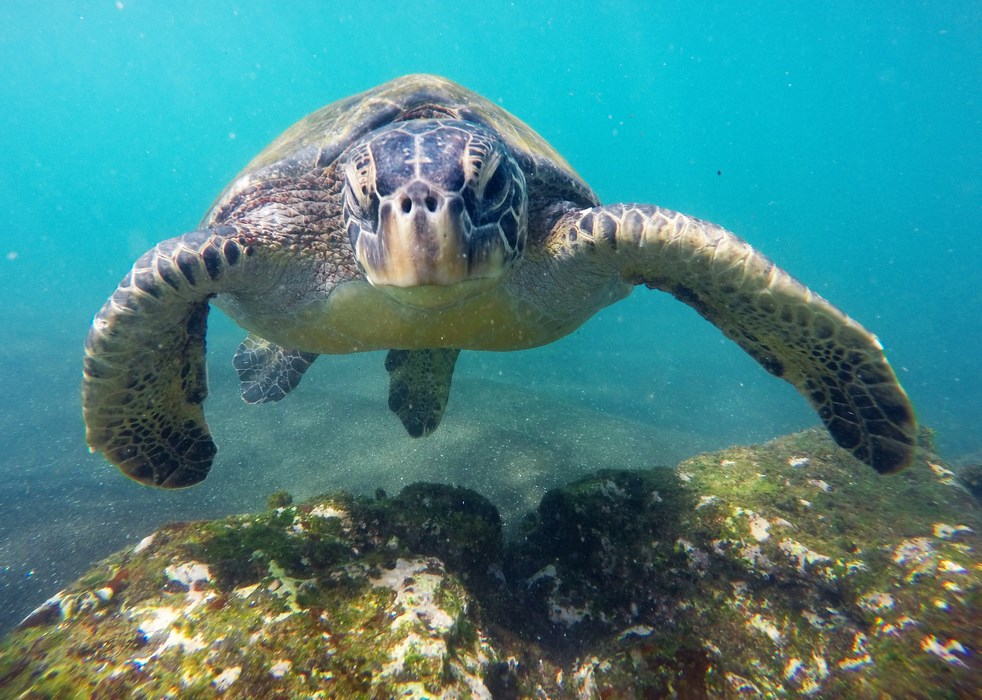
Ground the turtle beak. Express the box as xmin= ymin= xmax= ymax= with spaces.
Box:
xmin=357 ymin=180 xmax=491 ymax=288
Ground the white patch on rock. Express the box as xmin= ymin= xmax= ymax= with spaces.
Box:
xmin=796 ymin=654 xmax=831 ymax=695
xmin=573 ymin=657 xmax=601 ymax=698
xmin=131 ymin=605 xmax=207 ymax=668
xmin=739 ymin=544 xmax=772 ymax=571
xmin=842 ymin=560 xmax=868 ymax=575
xmin=18 ymin=593 xmax=65 ymax=628
xmin=164 ymin=561 xmax=214 ymax=608
xmin=921 ymin=635 xmax=969 ymax=666
xmin=265 ymin=611 xmax=293 ymax=625
xmin=164 ymin=562 xmax=212 ymax=588
xmin=233 ymin=583 xmax=260 ymax=599
xmin=371 ymin=558 xmax=454 ymax=632
xmin=725 ymin=672 xmax=761 ymax=693
xmin=137 ymin=606 xmax=179 ymax=638
xmin=779 ymin=539 xmax=831 ymax=572
xmin=932 ymin=523 xmax=974 ymax=540
xmin=269 ymin=659 xmax=292 ymax=678
xmin=892 ymin=537 xmax=934 ymax=565
xmin=162 ymin=628 xmax=206 ymax=654
xmin=939 ymin=559 xmax=968 ymax=574
xmin=527 ymin=564 xmax=558 ymax=587
xmin=812 ymin=653 xmax=829 ymax=679
xmin=617 ymin=625 xmax=654 ymax=640
xmin=859 ymin=592 xmax=895 ymax=612
xmin=787 ymin=456 xmax=810 ymax=468
xmin=748 ymin=614 xmax=783 ymax=645
xmin=289 ymin=516 xmax=307 ymax=536
xmin=212 ymin=666 xmax=241 ymax=692
xmin=600 ymin=479 xmax=627 ymax=499
xmin=802 ymin=610 xmax=824 ymax=628
xmin=928 ymin=461 xmax=956 ymax=485
xmin=310 ymin=503 xmax=348 ymax=520
xmin=877 ymin=615 xmax=917 ymax=637
xmin=133 ymin=533 xmax=156 ymax=554
xmin=747 ymin=512 xmax=771 ymax=542
xmin=677 ymin=538 xmax=710 ymax=571
xmin=549 ymin=602 xmax=590 ymax=627
xmin=837 ymin=654 xmax=872 ymax=671
xmin=696 ymin=495 xmax=720 ymax=509
xmin=806 ymin=479 xmax=831 ymax=492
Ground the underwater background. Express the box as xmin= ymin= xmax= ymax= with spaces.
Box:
xmin=0 ymin=1 xmax=978 ymax=636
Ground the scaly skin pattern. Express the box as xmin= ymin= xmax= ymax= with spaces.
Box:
xmin=82 ymin=227 xmax=252 ymax=487
xmin=82 ymin=74 xmax=917 ymax=487
xmin=545 ymin=204 xmax=916 ymax=473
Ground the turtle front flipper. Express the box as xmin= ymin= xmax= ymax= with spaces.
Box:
xmin=385 ymin=349 xmax=460 ymax=437
xmin=83 ymin=227 xmax=249 ymax=488
xmin=550 ymin=204 xmax=917 ymax=473
xmin=233 ymin=334 xmax=318 ymax=404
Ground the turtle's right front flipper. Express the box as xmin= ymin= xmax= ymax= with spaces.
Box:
xmin=83 ymin=226 xmax=249 ymax=488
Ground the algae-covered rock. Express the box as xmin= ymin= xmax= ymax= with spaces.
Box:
xmin=503 ymin=429 xmax=981 ymax=697
xmin=2 ymin=429 xmax=979 ymax=697
xmin=0 ymin=489 xmax=499 ymax=698
xmin=956 ymin=462 xmax=982 ymax=502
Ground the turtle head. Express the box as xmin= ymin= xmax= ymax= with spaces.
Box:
xmin=341 ymin=119 xmax=527 ymax=298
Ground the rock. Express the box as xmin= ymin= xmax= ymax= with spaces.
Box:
xmin=1 ymin=429 xmax=979 ymax=697
xmin=956 ymin=462 xmax=982 ymax=501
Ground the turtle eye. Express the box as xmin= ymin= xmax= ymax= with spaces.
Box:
xmin=347 ymin=170 xmax=370 ymax=209
xmin=343 ymin=159 xmax=380 ymax=223
xmin=481 ymin=162 xmax=510 ymax=208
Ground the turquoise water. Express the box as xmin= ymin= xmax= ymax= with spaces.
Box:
xmin=0 ymin=2 xmax=978 ymax=634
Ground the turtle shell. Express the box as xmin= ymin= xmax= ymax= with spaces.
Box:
xmin=203 ymin=74 xmax=598 ymax=226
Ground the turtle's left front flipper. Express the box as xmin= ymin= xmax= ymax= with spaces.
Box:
xmin=550 ymin=204 xmax=917 ymax=473
xmin=83 ymin=226 xmax=251 ymax=488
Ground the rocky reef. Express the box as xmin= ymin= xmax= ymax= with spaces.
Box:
xmin=1 ymin=428 xmax=978 ymax=697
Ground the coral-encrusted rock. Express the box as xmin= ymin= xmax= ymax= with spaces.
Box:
xmin=956 ymin=462 xmax=982 ymax=502
xmin=1 ymin=429 xmax=979 ymax=697
xmin=504 ymin=429 xmax=981 ymax=696
xmin=0 ymin=489 xmax=498 ymax=698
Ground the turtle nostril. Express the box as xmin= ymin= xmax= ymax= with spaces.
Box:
xmin=424 ymin=196 xmax=438 ymax=213
xmin=401 ymin=197 xmax=412 ymax=214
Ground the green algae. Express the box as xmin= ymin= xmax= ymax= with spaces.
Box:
xmin=265 ymin=489 xmax=293 ymax=510
xmin=2 ymin=429 xmax=979 ymax=697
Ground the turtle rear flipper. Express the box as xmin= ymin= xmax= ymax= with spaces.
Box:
xmin=385 ymin=349 xmax=460 ymax=437
xmin=82 ymin=227 xmax=248 ymax=488
xmin=233 ymin=334 xmax=318 ymax=404
xmin=551 ymin=204 xmax=917 ymax=473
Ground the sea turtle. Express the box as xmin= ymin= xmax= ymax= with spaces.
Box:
xmin=83 ymin=74 xmax=917 ymax=488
